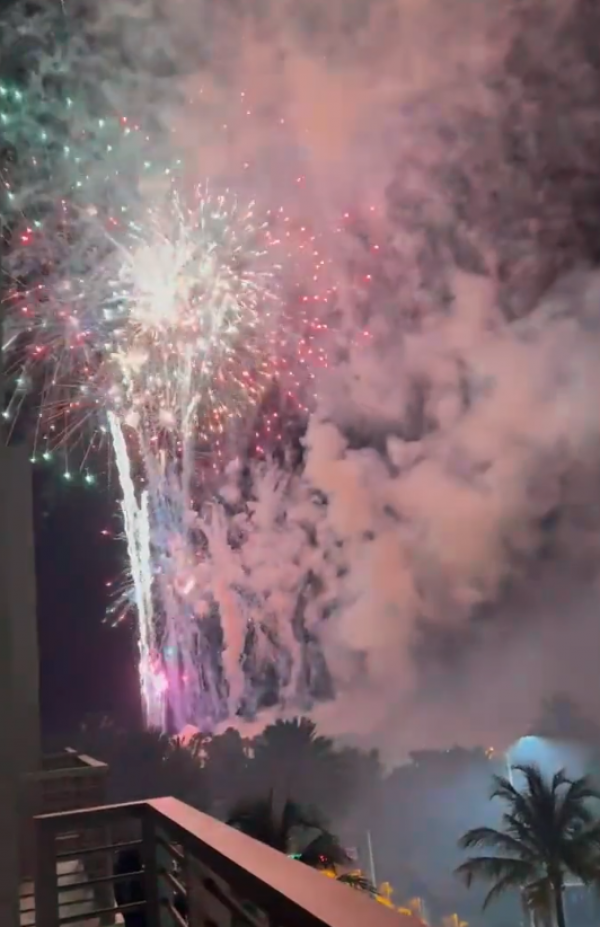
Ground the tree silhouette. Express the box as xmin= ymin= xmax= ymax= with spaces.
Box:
xmin=249 ymin=718 xmax=351 ymax=816
xmin=335 ymin=871 xmax=378 ymax=896
xmin=76 ymin=718 xmax=207 ymax=809
xmin=227 ymin=791 xmax=351 ymax=870
xmin=456 ymin=764 xmax=600 ymax=927
xmin=201 ymin=728 xmax=249 ymax=816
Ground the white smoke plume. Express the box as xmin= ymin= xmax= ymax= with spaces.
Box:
xmin=173 ymin=0 xmax=600 ymax=757
xmin=305 ymin=268 xmax=600 ymax=757
xmin=7 ymin=0 xmax=600 ymax=757
xmin=196 ymin=268 xmax=600 ymax=759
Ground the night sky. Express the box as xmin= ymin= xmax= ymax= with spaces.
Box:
xmin=34 ymin=469 xmax=141 ymax=739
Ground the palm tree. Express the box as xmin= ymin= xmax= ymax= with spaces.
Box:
xmin=76 ymin=720 xmax=207 ymax=809
xmin=227 ymin=792 xmax=351 ymax=869
xmin=455 ymin=764 xmax=600 ymax=927
xmin=249 ymin=718 xmax=351 ymax=816
xmin=202 ymin=728 xmax=249 ymax=815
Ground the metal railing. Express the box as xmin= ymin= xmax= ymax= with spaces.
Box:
xmin=34 ymin=797 xmax=410 ymax=927
xmin=21 ymin=750 xmax=108 ymax=882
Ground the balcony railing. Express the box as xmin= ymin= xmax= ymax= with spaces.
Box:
xmin=34 ymin=797 xmax=413 ymax=927
xmin=20 ymin=750 xmax=109 ymax=925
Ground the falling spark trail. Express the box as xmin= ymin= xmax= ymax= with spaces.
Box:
xmin=109 ymin=411 xmax=165 ymax=727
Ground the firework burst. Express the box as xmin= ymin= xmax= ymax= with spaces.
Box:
xmin=105 ymin=187 xmax=282 ymax=456
xmin=2 ymin=21 xmax=337 ymax=728
xmin=4 ymin=185 xmax=286 ymax=461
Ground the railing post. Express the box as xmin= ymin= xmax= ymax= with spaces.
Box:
xmin=95 ymin=822 xmax=117 ymax=927
xmin=154 ymin=823 xmax=180 ymax=927
xmin=34 ymin=818 xmax=59 ymax=927
xmin=185 ymin=854 xmax=234 ymax=927
xmin=142 ymin=808 xmax=162 ymax=927
xmin=185 ymin=853 xmax=207 ymax=927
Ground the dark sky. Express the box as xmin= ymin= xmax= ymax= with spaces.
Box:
xmin=34 ymin=469 xmax=141 ymax=739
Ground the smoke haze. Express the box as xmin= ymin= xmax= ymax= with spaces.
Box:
xmin=7 ymin=0 xmax=600 ymax=758
xmin=171 ymin=0 xmax=600 ymax=759
xmin=168 ymin=0 xmax=600 ymax=757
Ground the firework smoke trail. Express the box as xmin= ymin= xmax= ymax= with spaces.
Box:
xmin=142 ymin=461 xmax=224 ymax=730
xmin=108 ymin=411 xmax=166 ymax=727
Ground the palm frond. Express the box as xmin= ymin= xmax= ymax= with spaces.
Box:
xmin=517 ymin=763 xmax=560 ymax=792
xmin=227 ymin=794 xmax=287 ymax=852
xmin=550 ymin=769 xmax=573 ymax=791
xmin=458 ymin=826 xmax=536 ymax=860
xmin=281 ymin=798 xmax=324 ymax=835
xmin=298 ymin=830 xmax=351 ymax=869
xmin=337 ymin=872 xmax=378 ymax=895
xmin=228 ymin=790 xmax=349 ymax=869
xmin=501 ymin=813 xmax=544 ymax=857
xmin=456 ymin=856 xmax=538 ymax=906
xmin=556 ymin=776 xmax=600 ymax=831
xmin=491 ymin=772 xmax=538 ymax=826
xmin=490 ymin=772 xmax=523 ymax=803
xmin=570 ymin=820 xmax=600 ymax=854
xmin=482 ymin=869 xmax=535 ymax=911
xmin=560 ymin=823 xmax=600 ymax=883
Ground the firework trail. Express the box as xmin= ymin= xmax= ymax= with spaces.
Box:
xmin=109 ymin=410 xmax=167 ymax=727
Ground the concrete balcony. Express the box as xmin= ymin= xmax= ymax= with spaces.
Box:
xmin=19 ymin=751 xmax=109 ymax=927
xmin=28 ymin=750 xmax=108 ymax=817
xmin=21 ymin=750 xmax=109 ymax=878
xmin=33 ymin=798 xmax=419 ymax=927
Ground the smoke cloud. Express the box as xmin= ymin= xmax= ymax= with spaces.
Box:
xmin=156 ymin=0 xmax=600 ymax=757
xmin=305 ymin=268 xmax=600 ymax=756
xmin=172 ymin=0 xmax=600 ymax=758
xmin=8 ymin=0 xmax=600 ymax=757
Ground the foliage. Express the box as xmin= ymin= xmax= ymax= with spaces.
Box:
xmin=321 ymin=867 xmax=379 ymax=896
xmin=73 ymin=698 xmax=600 ymax=927
xmin=248 ymin=718 xmax=354 ymax=817
xmin=227 ymin=791 xmax=351 ymax=869
xmin=76 ymin=716 xmax=208 ymax=809
xmin=194 ymin=727 xmax=250 ymax=817
xmin=72 ymin=713 xmax=488 ymax=921
xmin=456 ymin=763 xmax=600 ymax=927
xmin=334 ymin=870 xmax=378 ymax=895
